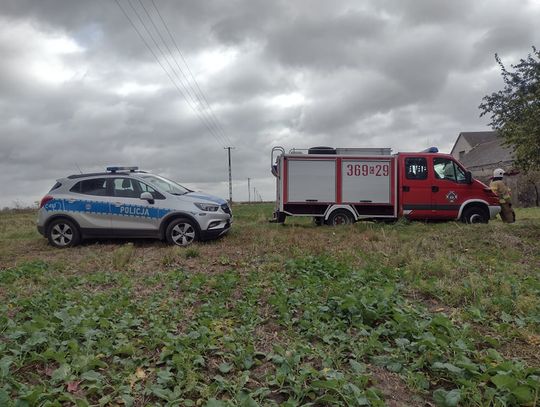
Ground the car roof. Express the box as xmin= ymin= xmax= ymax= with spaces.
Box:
xmin=67 ymin=171 xmax=148 ymax=179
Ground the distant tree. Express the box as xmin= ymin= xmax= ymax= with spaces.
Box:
xmin=479 ymin=46 xmax=540 ymax=171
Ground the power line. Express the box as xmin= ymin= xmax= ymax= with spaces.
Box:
xmin=114 ymin=0 xmax=228 ymax=147
xmin=135 ymin=0 xmax=226 ymax=144
xmin=135 ymin=0 xmax=230 ymax=147
xmin=125 ymin=0 xmax=228 ymax=147
xmin=150 ymin=0 xmax=232 ymax=146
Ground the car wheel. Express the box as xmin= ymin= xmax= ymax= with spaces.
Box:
xmin=166 ymin=218 xmax=198 ymax=246
xmin=47 ymin=218 xmax=80 ymax=248
xmin=327 ymin=210 xmax=354 ymax=226
xmin=461 ymin=206 xmax=489 ymax=224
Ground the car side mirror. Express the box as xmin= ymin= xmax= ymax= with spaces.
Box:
xmin=465 ymin=171 xmax=472 ymax=184
xmin=140 ymin=192 xmax=155 ymax=204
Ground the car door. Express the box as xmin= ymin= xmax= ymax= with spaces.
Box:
xmin=109 ymin=177 xmax=160 ymax=236
xmin=66 ymin=177 xmax=112 ymax=234
xmin=430 ymin=157 xmax=468 ymax=219
xmin=399 ymin=155 xmax=433 ymax=219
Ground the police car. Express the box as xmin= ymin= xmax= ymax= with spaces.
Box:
xmin=37 ymin=167 xmax=232 ymax=248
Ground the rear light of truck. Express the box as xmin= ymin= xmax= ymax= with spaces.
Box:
xmin=40 ymin=195 xmax=53 ymax=208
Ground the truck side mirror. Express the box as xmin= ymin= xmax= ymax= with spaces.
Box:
xmin=465 ymin=171 xmax=472 ymax=184
xmin=140 ymin=192 xmax=155 ymax=204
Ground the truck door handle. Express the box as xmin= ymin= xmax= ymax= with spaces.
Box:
xmin=402 ymin=186 xmax=410 ymax=192
xmin=432 ymin=186 xmax=439 ymax=192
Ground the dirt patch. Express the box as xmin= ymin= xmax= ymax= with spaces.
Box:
xmin=472 ymin=323 xmax=540 ymax=366
xmin=253 ymin=319 xmax=284 ymax=354
xmin=498 ymin=337 xmax=540 ymax=366
xmin=369 ymin=365 xmax=427 ymax=407
xmin=249 ymin=360 xmax=274 ymax=386
xmin=405 ymin=290 xmax=458 ymax=316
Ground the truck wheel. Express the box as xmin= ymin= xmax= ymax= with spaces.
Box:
xmin=47 ymin=218 xmax=81 ymax=248
xmin=327 ymin=210 xmax=354 ymax=226
xmin=461 ymin=206 xmax=489 ymax=224
xmin=166 ymin=218 xmax=198 ymax=246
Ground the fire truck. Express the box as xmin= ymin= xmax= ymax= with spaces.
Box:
xmin=270 ymin=146 xmax=501 ymax=225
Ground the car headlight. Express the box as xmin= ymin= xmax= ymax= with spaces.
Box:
xmin=194 ymin=202 xmax=219 ymax=212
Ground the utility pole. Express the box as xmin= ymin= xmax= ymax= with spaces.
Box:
xmin=247 ymin=178 xmax=251 ymax=203
xmin=224 ymin=147 xmax=234 ymax=204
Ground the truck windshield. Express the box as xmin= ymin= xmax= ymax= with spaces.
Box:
xmin=139 ymin=174 xmax=191 ymax=195
xmin=433 ymin=158 xmax=466 ymax=183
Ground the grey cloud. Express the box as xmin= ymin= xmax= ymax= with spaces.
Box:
xmin=375 ymin=0 xmax=472 ymax=26
xmin=471 ymin=24 xmax=537 ymax=68
xmin=299 ymin=70 xmax=407 ymax=135
xmin=208 ymin=48 xmax=292 ymax=104
xmin=265 ymin=11 xmax=387 ymax=70
xmin=378 ymin=26 xmax=462 ymax=98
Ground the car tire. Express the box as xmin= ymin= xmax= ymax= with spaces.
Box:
xmin=166 ymin=218 xmax=198 ymax=246
xmin=327 ymin=210 xmax=354 ymax=226
xmin=46 ymin=218 xmax=81 ymax=248
xmin=461 ymin=206 xmax=489 ymax=224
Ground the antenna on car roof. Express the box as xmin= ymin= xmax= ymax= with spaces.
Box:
xmin=75 ymin=163 xmax=83 ymax=174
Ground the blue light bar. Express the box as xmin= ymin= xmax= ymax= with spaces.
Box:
xmin=106 ymin=166 xmax=139 ymax=172
xmin=421 ymin=147 xmax=439 ymax=153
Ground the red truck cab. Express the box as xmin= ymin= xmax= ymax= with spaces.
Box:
xmin=397 ymin=151 xmax=500 ymax=222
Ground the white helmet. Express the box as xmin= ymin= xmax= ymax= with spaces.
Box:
xmin=493 ymin=168 xmax=505 ymax=178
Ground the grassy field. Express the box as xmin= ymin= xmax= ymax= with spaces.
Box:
xmin=0 ymin=205 xmax=539 ymax=406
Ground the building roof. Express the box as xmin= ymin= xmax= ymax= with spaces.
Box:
xmin=450 ymin=131 xmax=498 ymax=156
xmin=459 ymin=139 xmax=514 ymax=169
xmin=460 ymin=131 xmax=498 ymax=146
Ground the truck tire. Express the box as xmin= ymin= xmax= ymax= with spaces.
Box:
xmin=461 ymin=206 xmax=489 ymax=224
xmin=327 ymin=210 xmax=354 ymax=226
xmin=47 ymin=218 xmax=81 ymax=248
xmin=166 ymin=218 xmax=198 ymax=246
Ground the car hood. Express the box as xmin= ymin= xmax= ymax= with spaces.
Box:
xmin=180 ymin=192 xmax=228 ymax=206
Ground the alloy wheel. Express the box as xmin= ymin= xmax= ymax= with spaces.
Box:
xmin=51 ymin=223 xmax=74 ymax=247
xmin=171 ymin=223 xmax=196 ymax=246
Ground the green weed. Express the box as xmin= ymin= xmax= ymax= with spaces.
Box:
xmin=112 ymin=243 xmax=134 ymax=270
xmin=185 ymin=247 xmax=200 ymax=259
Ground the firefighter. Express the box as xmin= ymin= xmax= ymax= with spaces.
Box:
xmin=490 ymin=168 xmax=515 ymax=223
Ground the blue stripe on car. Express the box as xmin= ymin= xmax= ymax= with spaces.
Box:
xmin=44 ymin=199 xmax=172 ymax=219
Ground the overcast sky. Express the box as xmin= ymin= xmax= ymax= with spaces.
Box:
xmin=1 ymin=0 xmax=539 ymax=207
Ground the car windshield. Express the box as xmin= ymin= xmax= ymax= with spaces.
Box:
xmin=139 ymin=174 xmax=191 ymax=195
